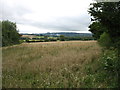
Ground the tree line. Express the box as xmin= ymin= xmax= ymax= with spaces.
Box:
xmin=21 ymin=35 xmax=94 ymax=42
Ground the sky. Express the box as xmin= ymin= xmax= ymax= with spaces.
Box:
xmin=1 ymin=0 xmax=94 ymax=33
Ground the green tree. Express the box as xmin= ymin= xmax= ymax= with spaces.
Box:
xmin=88 ymin=22 xmax=106 ymax=39
xmin=2 ymin=20 xmax=20 ymax=46
xmin=44 ymin=35 xmax=49 ymax=42
xmin=98 ymin=32 xmax=112 ymax=48
xmin=88 ymin=2 xmax=120 ymax=49
xmin=59 ymin=35 xmax=65 ymax=41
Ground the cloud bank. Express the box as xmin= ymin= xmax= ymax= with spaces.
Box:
xmin=1 ymin=0 xmax=93 ymax=33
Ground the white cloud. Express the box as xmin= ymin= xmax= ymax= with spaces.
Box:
xmin=1 ymin=0 xmax=93 ymax=33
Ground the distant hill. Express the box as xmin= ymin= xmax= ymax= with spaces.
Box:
xmin=20 ymin=32 xmax=92 ymax=37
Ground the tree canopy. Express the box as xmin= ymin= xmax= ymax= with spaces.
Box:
xmin=88 ymin=1 xmax=120 ymax=49
xmin=2 ymin=20 xmax=20 ymax=46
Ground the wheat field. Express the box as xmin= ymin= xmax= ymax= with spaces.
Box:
xmin=2 ymin=41 xmax=101 ymax=88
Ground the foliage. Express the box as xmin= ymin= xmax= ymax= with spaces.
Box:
xmin=88 ymin=2 xmax=120 ymax=49
xmin=44 ymin=35 xmax=49 ymax=42
xmin=98 ymin=32 xmax=112 ymax=48
xmin=101 ymin=49 xmax=119 ymax=74
xmin=88 ymin=2 xmax=120 ymax=88
xmin=59 ymin=35 xmax=65 ymax=41
xmin=88 ymin=22 xmax=106 ymax=39
xmin=21 ymin=36 xmax=94 ymax=42
xmin=2 ymin=20 xmax=20 ymax=46
xmin=98 ymin=49 xmax=118 ymax=88
xmin=81 ymin=49 xmax=119 ymax=88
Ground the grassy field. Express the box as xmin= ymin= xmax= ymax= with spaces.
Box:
xmin=2 ymin=41 xmax=102 ymax=88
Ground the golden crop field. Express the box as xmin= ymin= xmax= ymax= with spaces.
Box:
xmin=2 ymin=41 xmax=102 ymax=88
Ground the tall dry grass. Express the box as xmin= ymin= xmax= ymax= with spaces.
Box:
xmin=2 ymin=41 xmax=101 ymax=88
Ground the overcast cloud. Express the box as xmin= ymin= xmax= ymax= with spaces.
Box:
xmin=1 ymin=0 xmax=94 ymax=33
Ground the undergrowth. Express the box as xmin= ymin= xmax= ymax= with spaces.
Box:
xmin=83 ymin=48 xmax=119 ymax=88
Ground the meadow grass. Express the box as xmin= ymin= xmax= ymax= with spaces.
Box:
xmin=2 ymin=41 xmax=102 ymax=88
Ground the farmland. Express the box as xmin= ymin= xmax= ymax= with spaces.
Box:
xmin=2 ymin=41 xmax=102 ymax=88
xmin=20 ymin=33 xmax=94 ymax=43
xmin=1 ymin=1 xmax=119 ymax=88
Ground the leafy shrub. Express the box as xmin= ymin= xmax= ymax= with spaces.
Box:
xmin=98 ymin=32 xmax=112 ymax=48
xmin=81 ymin=49 xmax=119 ymax=88
xmin=100 ymin=49 xmax=119 ymax=87
xmin=100 ymin=50 xmax=119 ymax=74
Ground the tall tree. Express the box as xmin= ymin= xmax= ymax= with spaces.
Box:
xmin=2 ymin=20 xmax=20 ymax=46
xmin=88 ymin=1 xmax=120 ymax=49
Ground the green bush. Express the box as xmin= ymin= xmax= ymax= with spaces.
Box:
xmin=2 ymin=20 xmax=20 ymax=46
xmin=98 ymin=32 xmax=112 ymax=48
xmin=82 ymin=49 xmax=119 ymax=88
xmin=101 ymin=50 xmax=119 ymax=73
xmin=99 ymin=49 xmax=119 ymax=87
